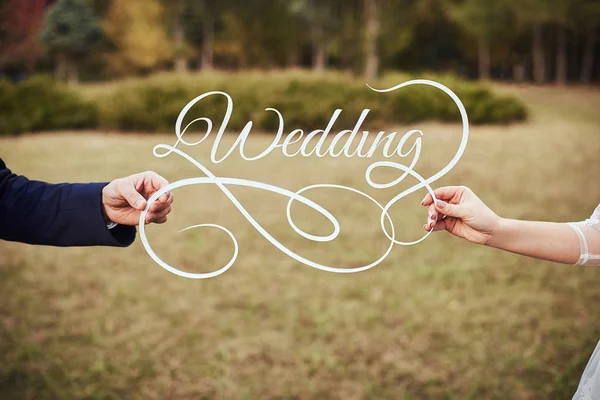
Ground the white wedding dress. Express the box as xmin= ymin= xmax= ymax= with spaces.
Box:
xmin=571 ymin=204 xmax=600 ymax=399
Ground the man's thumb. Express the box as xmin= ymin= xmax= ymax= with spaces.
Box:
xmin=435 ymin=200 xmax=465 ymax=218
xmin=120 ymin=183 xmax=147 ymax=211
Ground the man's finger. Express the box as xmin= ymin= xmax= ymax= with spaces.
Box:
xmin=135 ymin=171 xmax=169 ymax=200
xmin=158 ymin=190 xmax=172 ymax=204
xmin=148 ymin=216 xmax=168 ymax=224
xmin=140 ymin=171 xmax=170 ymax=202
xmin=150 ymin=193 xmax=173 ymax=212
xmin=146 ymin=206 xmax=171 ymax=223
xmin=150 ymin=202 xmax=167 ymax=213
xmin=152 ymin=206 xmax=171 ymax=220
xmin=144 ymin=171 xmax=169 ymax=191
xmin=118 ymin=180 xmax=147 ymax=211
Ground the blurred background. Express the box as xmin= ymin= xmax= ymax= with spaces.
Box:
xmin=1 ymin=0 xmax=600 ymax=399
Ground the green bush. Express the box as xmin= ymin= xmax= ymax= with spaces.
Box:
xmin=92 ymin=71 xmax=527 ymax=134
xmin=0 ymin=76 xmax=98 ymax=135
xmin=0 ymin=71 xmax=527 ymax=135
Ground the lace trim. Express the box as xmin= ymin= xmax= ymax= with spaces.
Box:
xmin=584 ymin=204 xmax=600 ymax=228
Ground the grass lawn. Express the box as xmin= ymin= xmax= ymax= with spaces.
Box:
xmin=1 ymin=83 xmax=600 ymax=399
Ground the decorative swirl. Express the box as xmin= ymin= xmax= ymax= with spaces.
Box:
xmin=139 ymin=79 xmax=469 ymax=279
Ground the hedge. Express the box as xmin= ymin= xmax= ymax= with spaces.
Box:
xmin=0 ymin=72 xmax=527 ymax=136
xmin=0 ymin=76 xmax=98 ymax=135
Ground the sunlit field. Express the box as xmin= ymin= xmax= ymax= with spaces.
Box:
xmin=1 ymin=84 xmax=600 ymax=399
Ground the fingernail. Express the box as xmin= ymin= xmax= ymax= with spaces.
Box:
xmin=430 ymin=214 xmax=436 ymax=220
xmin=436 ymin=201 xmax=446 ymax=210
xmin=136 ymin=200 xmax=145 ymax=209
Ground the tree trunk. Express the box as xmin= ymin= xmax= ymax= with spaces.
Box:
xmin=311 ymin=15 xmax=327 ymax=72
xmin=581 ymin=25 xmax=596 ymax=84
xmin=287 ymin=51 xmax=299 ymax=68
xmin=478 ymin=34 xmax=490 ymax=80
xmin=532 ymin=23 xmax=546 ymax=83
xmin=513 ymin=63 xmax=525 ymax=82
xmin=66 ymin=56 xmax=78 ymax=85
xmin=201 ymin=1 xmax=214 ymax=70
xmin=313 ymin=41 xmax=326 ymax=72
xmin=556 ymin=24 xmax=567 ymax=85
xmin=341 ymin=6 xmax=358 ymax=73
xmin=174 ymin=9 xmax=187 ymax=72
xmin=364 ymin=0 xmax=380 ymax=81
xmin=55 ymin=52 xmax=67 ymax=81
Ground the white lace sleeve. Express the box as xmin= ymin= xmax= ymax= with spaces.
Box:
xmin=568 ymin=204 xmax=600 ymax=266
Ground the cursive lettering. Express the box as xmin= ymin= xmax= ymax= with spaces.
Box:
xmin=141 ymin=79 xmax=469 ymax=279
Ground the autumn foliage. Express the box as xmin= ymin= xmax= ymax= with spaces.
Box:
xmin=0 ymin=0 xmax=49 ymax=70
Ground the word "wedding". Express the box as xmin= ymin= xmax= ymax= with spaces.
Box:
xmin=139 ymin=80 xmax=469 ymax=279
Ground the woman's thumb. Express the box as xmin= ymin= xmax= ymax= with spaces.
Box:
xmin=435 ymin=200 xmax=466 ymax=218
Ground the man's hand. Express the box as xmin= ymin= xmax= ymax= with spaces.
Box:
xmin=101 ymin=171 xmax=173 ymax=226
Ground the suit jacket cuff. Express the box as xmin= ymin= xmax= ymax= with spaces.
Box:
xmin=73 ymin=182 xmax=136 ymax=247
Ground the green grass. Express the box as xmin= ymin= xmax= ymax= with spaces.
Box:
xmin=1 ymin=84 xmax=599 ymax=399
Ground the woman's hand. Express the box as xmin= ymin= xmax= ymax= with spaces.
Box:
xmin=421 ymin=186 xmax=501 ymax=245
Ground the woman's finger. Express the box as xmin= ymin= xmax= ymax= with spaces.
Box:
xmin=424 ymin=218 xmax=446 ymax=232
xmin=424 ymin=216 xmax=458 ymax=232
xmin=421 ymin=186 xmax=464 ymax=206
xmin=427 ymin=203 xmax=438 ymax=223
xmin=431 ymin=218 xmax=448 ymax=232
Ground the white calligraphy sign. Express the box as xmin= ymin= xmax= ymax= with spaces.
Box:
xmin=139 ymin=80 xmax=469 ymax=279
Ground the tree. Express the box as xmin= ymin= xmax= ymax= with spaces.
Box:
xmin=572 ymin=0 xmax=600 ymax=83
xmin=102 ymin=0 xmax=172 ymax=75
xmin=200 ymin=1 xmax=214 ymax=69
xmin=447 ymin=0 xmax=515 ymax=80
xmin=513 ymin=0 xmax=557 ymax=84
xmin=0 ymin=0 xmax=49 ymax=72
xmin=182 ymin=0 xmax=217 ymax=70
xmin=545 ymin=0 xmax=571 ymax=85
xmin=378 ymin=0 xmax=422 ymax=73
xmin=335 ymin=1 xmax=362 ymax=72
xmin=214 ymin=0 xmax=300 ymax=68
xmin=555 ymin=23 xmax=567 ymax=84
xmin=363 ymin=0 xmax=380 ymax=80
xmin=159 ymin=0 xmax=190 ymax=72
xmin=172 ymin=0 xmax=188 ymax=72
xmin=40 ymin=0 xmax=101 ymax=83
xmin=289 ymin=0 xmax=343 ymax=72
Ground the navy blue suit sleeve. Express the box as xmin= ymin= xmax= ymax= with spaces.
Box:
xmin=0 ymin=157 xmax=136 ymax=247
